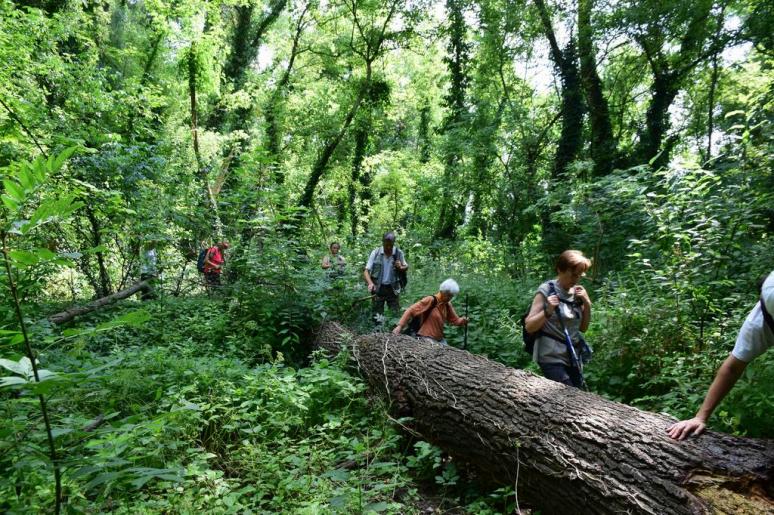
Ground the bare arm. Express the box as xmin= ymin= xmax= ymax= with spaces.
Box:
xmin=524 ymin=293 xmax=559 ymax=334
xmin=393 ymin=298 xmax=431 ymax=334
xmin=575 ymin=286 xmax=592 ymax=332
xmin=666 ymin=354 xmax=748 ymax=440
xmin=446 ymin=303 xmax=467 ymax=326
xmin=364 ymin=269 xmax=375 ymax=292
xmin=395 ymin=250 xmax=408 ymax=271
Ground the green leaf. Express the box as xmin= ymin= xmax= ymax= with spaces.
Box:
xmin=21 ymin=197 xmax=83 ymax=234
xmin=2 ymin=194 xmax=20 ymax=212
xmin=364 ymin=502 xmax=390 ymax=513
xmin=95 ymin=310 xmax=150 ymax=331
xmin=0 ymin=376 xmax=28 ymax=387
xmin=0 ymin=357 xmax=28 ymax=376
xmin=50 ymin=146 xmax=78 ymax=173
xmin=2 ymin=179 xmax=23 ymax=202
xmin=51 ymin=427 xmax=74 ymax=439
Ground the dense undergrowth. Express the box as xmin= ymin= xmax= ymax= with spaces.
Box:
xmin=1 ymin=296 xmax=523 ymax=514
xmin=3 ymin=235 xmax=773 ymax=513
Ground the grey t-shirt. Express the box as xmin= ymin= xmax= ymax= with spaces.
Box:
xmin=365 ymin=247 xmax=407 ymax=286
xmin=533 ymin=280 xmax=583 ymax=366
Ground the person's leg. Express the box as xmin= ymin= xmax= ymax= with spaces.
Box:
xmin=539 ymin=363 xmax=574 ymax=387
xmin=140 ymin=273 xmax=158 ymax=300
xmin=385 ymin=289 xmax=400 ymax=314
xmin=567 ymin=366 xmax=584 ymax=388
xmin=205 ymin=272 xmax=221 ymax=289
xmin=372 ymin=286 xmax=387 ymax=323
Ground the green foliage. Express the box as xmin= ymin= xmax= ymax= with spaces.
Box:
xmin=0 ymin=0 xmax=772 ymax=511
xmin=0 ymin=299 xmax=423 ymax=513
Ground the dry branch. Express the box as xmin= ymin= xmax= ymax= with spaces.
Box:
xmin=49 ymin=280 xmax=150 ymax=325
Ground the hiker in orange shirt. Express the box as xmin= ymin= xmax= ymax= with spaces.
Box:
xmin=392 ymin=279 xmax=468 ymax=345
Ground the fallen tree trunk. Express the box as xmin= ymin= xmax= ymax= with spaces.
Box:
xmin=49 ymin=280 xmax=150 ymax=325
xmin=315 ymin=322 xmax=774 ymax=514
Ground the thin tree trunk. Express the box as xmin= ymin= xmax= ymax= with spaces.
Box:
xmin=316 ymin=322 xmax=774 ymax=515
xmin=298 ymin=88 xmax=367 ymax=210
xmin=265 ymin=2 xmax=309 ymax=185
xmin=85 ymin=206 xmax=112 ymax=297
xmin=295 ymin=0 xmax=399 ymax=218
xmin=349 ymin=123 xmax=369 ymax=238
xmin=126 ymin=32 xmax=163 ymax=138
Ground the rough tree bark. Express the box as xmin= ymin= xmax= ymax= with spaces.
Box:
xmin=315 ymin=322 xmax=774 ymax=514
xmin=48 ymin=280 xmax=150 ymax=325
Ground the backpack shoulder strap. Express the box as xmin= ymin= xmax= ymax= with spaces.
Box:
xmin=420 ymin=295 xmax=438 ymax=318
xmin=761 ymin=298 xmax=774 ymax=333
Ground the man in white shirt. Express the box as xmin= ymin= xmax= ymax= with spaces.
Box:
xmin=364 ymin=232 xmax=408 ymax=323
xmin=667 ymin=270 xmax=774 ymax=440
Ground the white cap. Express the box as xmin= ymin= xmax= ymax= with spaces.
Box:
xmin=763 ymin=270 xmax=774 ymax=316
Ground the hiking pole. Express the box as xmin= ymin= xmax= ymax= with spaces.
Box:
xmin=462 ymin=293 xmax=469 ymax=350
xmin=555 ymin=306 xmax=587 ymax=391
xmin=549 ymin=282 xmax=587 ymax=391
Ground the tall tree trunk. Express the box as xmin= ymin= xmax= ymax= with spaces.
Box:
xmin=208 ymin=0 xmax=288 ymax=132
xmin=705 ymin=55 xmax=719 ymax=163
xmin=630 ymin=0 xmax=717 ymax=168
xmin=295 ymin=0 xmax=399 ymax=220
xmin=533 ymin=0 xmax=585 ymax=178
xmin=316 ymin=322 xmax=774 ymax=515
xmin=534 ymin=0 xmax=585 ymax=255
xmin=635 ymin=72 xmax=680 ymax=168
xmin=417 ymin=101 xmax=432 ymax=164
xmin=187 ymin=42 xmax=223 ymax=238
xmin=435 ymin=0 xmax=470 ymax=241
xmin=704 ymin=8 xmax=726 ymax=164
xmin=577 ymin=0 xmax=617 ymax=176
xmin=126 ymin=32 xmax=164 ymax=139
xmin=468 ymin=99 xmax=506 ymax=237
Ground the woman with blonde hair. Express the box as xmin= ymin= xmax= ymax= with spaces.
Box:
xmin=524 ymin=250 xmax=592 ymax=388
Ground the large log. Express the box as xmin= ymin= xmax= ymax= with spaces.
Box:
xmin=315 ymin=322 xmax=774 ymax=514
xmin=48 ymin=280 xmax=150 ymax=325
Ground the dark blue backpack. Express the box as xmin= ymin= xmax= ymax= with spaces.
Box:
xmin=196 ymin=248 xmax=209 ymax=273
